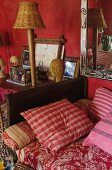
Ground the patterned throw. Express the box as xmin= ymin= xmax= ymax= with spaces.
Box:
xmin=16 ymin=138 xmax=112 ymax=170
xmin=0 ymin=88 xmax=14 ymax=160
xmin=0 ymin=103 xmax=11 ymax=159
xmin=0 ymin=87 xmax=14 ymax=104
xmin=15 ymin=161 xmax=34 ymax=170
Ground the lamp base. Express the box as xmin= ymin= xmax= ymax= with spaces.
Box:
xmin=28 ymin=29 xmax=36 ymax=87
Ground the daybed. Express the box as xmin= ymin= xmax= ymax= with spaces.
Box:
xmin=3 ymin=76 xmax=112 ymax=170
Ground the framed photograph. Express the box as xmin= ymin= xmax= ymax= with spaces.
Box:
xmin=21 ymin=46 xmax=30 ymax=69
xmin=64 ymin=57 xmax=80 ymax=78
xmin=35 ymin=37 xmax=65 ymax=71
xmin=9 ymin=66 xmax=31 ymax=86
xmin=64 ymin=61 xmax=76 ymax=78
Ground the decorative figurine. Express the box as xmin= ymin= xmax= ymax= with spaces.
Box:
xmin=10 ymin=56 xmax=20 ymax=67
xmin=50 ymin=58 xmax=64 ymax=82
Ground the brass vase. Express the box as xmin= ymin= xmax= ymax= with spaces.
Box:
xmin=50 ymin=58 xmax=64 ymax=82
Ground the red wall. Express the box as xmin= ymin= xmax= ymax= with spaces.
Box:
xmin=88 ymin=0 xmax=102 ymax=8
xmin=102 ymin=0 xmax=112 ymax=35
xmin=0 ymin=0 xmax=81 ymax=73
xmin=88 ymin=77 xmax=112 ymax=99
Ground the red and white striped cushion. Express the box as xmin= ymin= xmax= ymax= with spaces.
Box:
xmin=83 ymin=111 xmax=112 ymax=155
xmin=3 ymin=121 xmax=36 ymax=151
xmin=89 ymin=87 xmax=112 ymax=119
xmin=21 ymin=99 xmax=93 ymax=153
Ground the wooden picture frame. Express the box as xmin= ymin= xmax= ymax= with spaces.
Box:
xmin=35 ymin=37 xmax=65 ymax=71
xmin=64 ymin=57 xmax=80 ymax=78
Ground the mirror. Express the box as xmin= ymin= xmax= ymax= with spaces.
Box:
xmin=80 ymin=0 xmax=112 ymax=80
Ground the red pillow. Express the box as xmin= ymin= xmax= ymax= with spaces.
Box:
xmin=83 ymin=111 xmax=112 ymax=155
xmin=74 ymin=99 xmax=91 ymax=115
xmin=89 ymin=87 xmax=112 ymax=120
xmin=21 ymin=99 xmax=93 ymax=153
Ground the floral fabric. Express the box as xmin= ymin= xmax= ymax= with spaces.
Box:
xmin=16 ymin=138 xmax=112 ymax=170
xmin=0 ymin=87 xmax=14 ymax=104
xmin=0 ymin=103 xmax=10 ymax=159
xmin=0 ymin=88 xmax=14 ymax=159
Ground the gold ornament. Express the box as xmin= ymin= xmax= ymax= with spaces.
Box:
xmin=50 ymin=58 xmax=64 ymax=82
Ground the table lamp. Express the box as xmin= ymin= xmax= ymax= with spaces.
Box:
xmin=13 ymin=2 xmax=45 ymax=86
xmin=88 ymin=8 xmax=107 ymax=69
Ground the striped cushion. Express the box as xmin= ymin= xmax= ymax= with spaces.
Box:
xmin=83 ymin=111 xmax=112 ymax=155
xmin=89 ymin=87 xmax=112 ymax=120
xmin=21 ymin=99 xmax=93 ymax=153
xmin=3 ymin=121 xmax=36 ymax=151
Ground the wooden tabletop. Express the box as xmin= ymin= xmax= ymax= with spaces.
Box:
xmin=0 ymin=77 xmax=55 ymax=92
xmin=0 ymin=77 xmax=31 ymax=91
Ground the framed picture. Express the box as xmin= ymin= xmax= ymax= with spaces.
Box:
xmin=64 ymin=57 xmax=80 ymax=78
xmin=21 ymin=46 xmax=30 ymax=69
xmin=9 ymin=66 xmax=31 ymax=86
xmin=35 ymin=37 xmax=65 ymax=71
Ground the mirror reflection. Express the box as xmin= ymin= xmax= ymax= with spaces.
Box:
xmin=81 ymin=0 xmax=112 ymax=80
